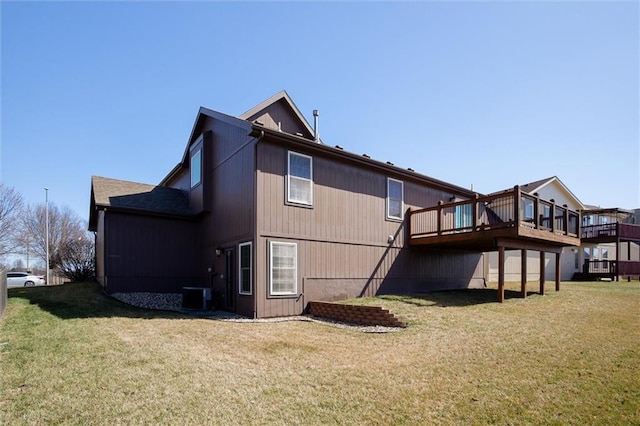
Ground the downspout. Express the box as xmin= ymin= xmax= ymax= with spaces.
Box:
xmin=253 ymin=130 xmax=264 ymax=319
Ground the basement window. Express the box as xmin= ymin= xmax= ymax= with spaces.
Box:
xmin=270 ymin=241 xmax=297 ymax=296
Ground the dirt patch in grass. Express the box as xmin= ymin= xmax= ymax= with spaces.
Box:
xmin=1 ymin=281 xmax=638 ymax=424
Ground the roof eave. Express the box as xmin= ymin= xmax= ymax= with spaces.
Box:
xmin=252 ymin=125 xmax=477 ymax=199
xmin=92 ymin=204 xmax=198 ymax=221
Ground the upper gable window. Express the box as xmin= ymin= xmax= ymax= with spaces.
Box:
xmin=191 ymin=149 xmax=202 ymax=189
xmin=287 ymin=151 xmax=313 ymax=206
xmin=387 ymin=178 xmax=404 ymax=220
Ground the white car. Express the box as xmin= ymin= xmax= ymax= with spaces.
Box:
xmin=7 ymin=272 xmax=46 ymax=287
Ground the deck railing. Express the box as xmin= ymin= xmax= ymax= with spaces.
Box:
xmin=582 ymin=223 xmax=640 ymax=240
xmin=410 ymin=186 xmax=580 ymax=240
xmin=583 ymin=260 xmax=615 ymax=274
xmin=582 ymin=260 xmax=640 ymax=278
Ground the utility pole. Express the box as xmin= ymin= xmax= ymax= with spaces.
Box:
xmin=45 ymin=187 xmax=49 ymax=286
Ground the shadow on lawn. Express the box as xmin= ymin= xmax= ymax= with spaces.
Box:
xmin=9 ymin=282 xmax=544 ymax=320
xmin=7 ymin=282 xmax=191 ymax=320
xmin=377 ymin=288 xmax=540 ymax=308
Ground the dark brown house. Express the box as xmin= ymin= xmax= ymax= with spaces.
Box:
xmin=89 ymin=91 xmax=580 ymax=318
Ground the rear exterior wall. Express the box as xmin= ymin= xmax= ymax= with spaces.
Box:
xmin=95 ymin=211 xmax=106 ymax=287
xmin=254 ymin=141 xmax=484 ymax=318
xmin=103 ymin=212 xmax=200 ymax=294
xmin=173 ymin=117 xmax=257 ymax=317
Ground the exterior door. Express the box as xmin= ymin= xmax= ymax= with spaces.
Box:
xmin=225 ymin=248 xmax=235 ymax=310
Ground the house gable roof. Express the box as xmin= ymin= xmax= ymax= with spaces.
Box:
xmin=487 ymin=176 xmax=585 ymax=211
xmin=519 ymin=177 xmax=556 ymax=193
xmin=160 ymin=107 xmax=251 ymax=186
xmin=239 ymin=90 xmax=316 ymax=139
xmin=89 ymin=176 xmax=193 ymax=230
xmin=161 ymin=91 xmax=317 ymax=186
xmin=519 ymin=176 xmax=585 ymax=210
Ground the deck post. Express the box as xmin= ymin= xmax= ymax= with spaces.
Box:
xmin=615 ymin=234 xmax=620 ymax=281
xmin=472 ymin=193 xmax=479 ymax=232
xmin=539 ymin=251 xmax=545 ymax=295
xmin=498 ymin=246 xmax=505 ymax=303
xmin=562 ymin=204 xmax=569 ymax=236
xmin=437 ymin=201 xmax=443 ymax=236
xmin=555 ymin=252 xmax=561 ymax=292
xmin=629 ymin=240 xmax=632 ymax=282
xmin=533 ymin=193 xmax=540 ymax=229
xmin=550 ymin=199 xmax=556 ymax=233
xmin=521 ymin=249 xmax=527 ymax=298
xmin=513 ymin=185 xmax=520 ymax=227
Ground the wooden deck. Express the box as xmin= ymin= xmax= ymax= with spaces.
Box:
xmin=580 ymin=210 xmax=640 ymax=281
xmin=409 ymin=186 xmax=581 ymax=252
xmin=574 ymin=260 xmax=640 ymax=281
xmin=581 ymin=223 xmax=640 ymax=243
xmin=409 ymin=187 xmax=581 ymax=303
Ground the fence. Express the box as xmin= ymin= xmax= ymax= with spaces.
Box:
xmin=0 ymin=268 xmax=6 ymax=320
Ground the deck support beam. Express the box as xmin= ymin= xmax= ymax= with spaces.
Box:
xmin=498 ymin=246 xmax=505 ymax=303
xmin=521 ymin=249 xmax=527 ymax=298
xmin=539 ymin=251 xmax=545 ymax=296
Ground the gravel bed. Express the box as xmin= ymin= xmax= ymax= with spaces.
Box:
xmin=110 ymin=292 xmax=402 ymax=333
xmin=112 ymin=292 xmax=183 ymax=311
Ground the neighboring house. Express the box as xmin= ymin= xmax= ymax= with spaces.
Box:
xmin=89 ymin=91 xmax=580 ymax=318
xmin=487 ymin=176 xmax=585 ymax=282
xmin=577 ymin=207 xmax=640 ymax=281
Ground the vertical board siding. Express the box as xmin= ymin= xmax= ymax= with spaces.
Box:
xmin=255 ymin=142 xmax=484 ymax=318
xmin=96 ymin=211 xmax=106 ymax=287
xmin=194 ymin=117 xmax=257 ymax=318
xmin=487 ymin=248 xmax=578 ymax=282
xmin=105 ymin=213 xmax=200 ymax=293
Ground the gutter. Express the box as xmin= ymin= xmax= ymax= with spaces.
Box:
xmin=250 ymin=125 xmax=477 ymax=199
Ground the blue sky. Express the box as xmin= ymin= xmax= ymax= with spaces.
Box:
xmin=2 ymin=1 xmax=638 ymax=223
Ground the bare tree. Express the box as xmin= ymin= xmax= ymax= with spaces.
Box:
xmin=0 ymin=183 xmax=24 ymax=258
xmin=56 ymin=231 xmax=95 ymax=281
xmin=21 ymin=202 xmax=85 ymax=269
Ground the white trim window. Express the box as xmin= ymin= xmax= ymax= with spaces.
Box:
xmin=239 ymin=242 xmax=252 ymax=295
xmin=287 ymin=151 xmax=313 ymax=206
xmin=270 ymin=241 xmax=297 ymax=296
xmin=387 ymin=178 xmax=404 ymax=220
xmin=190 ymin=149 xmax=202 ymax=189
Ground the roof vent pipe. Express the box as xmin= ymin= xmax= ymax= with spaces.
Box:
xmin=313 ymin=109 xmax=319 ymax=143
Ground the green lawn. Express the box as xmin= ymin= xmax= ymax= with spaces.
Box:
xmin=1 ymin=281 xmax=638 ymax=425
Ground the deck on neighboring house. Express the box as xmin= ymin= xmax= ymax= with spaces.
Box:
xmin=579 ymin=218 xmax=640 ymax=281
xmin=409 ymin=186 xmax=581 ymax=302
xmin=581 ymin=223 xmax=640 ymax=243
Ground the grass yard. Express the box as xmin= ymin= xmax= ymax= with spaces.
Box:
xmin=1 ymin=281 xmax=638 ymax=425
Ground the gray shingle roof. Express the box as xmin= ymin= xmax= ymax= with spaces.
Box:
xmin=519 ymin=176 xmax=555 ymax=193
xmin=91 ymin=176 xmax=193 ymax=216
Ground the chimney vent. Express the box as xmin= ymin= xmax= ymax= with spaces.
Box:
xmin=313 ymin=109 xmax=320 ymax=143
